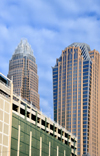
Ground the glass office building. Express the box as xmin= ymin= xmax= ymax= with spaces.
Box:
xmin=52 ymin=43 xmax=100 ymax=156
xmin=8 ymin=39 xmax=40 ymax=109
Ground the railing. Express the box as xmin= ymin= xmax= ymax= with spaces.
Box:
xmin=0 ymin=91 xmax=10 ymax=99
xmin=13 ymin=92 xmax=21 ymax=99
xmin=13 ymin=92 xmax=77 ymax=140
xmin=0 ymin=80 xmax=11 ymax=89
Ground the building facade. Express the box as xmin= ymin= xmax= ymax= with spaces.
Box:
xmin=82 ymin=154 xmax=91 ymax=156
xmin=8 ymin=39 xmax=40 ymax=109
xmin=52 ymin=43 xmax=100 ymax=156
xmin=0 ymin=72 xmax=77 ymax=156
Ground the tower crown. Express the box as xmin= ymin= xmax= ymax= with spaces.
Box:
xmin=67 ymin=42 xmax=91 ymax=60
xmin=13 ymin=39 xmax=34 ymax=56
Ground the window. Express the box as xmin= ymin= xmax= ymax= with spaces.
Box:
xmin=74 ymin=52 xmax=78 ymax=59
xmin=83 ymin=87 xmax=88 ymax=91
xmin=83 ymin=61 xmax=89 ymax=65
xmin=83 ymin=72 xmax=88 ymax=76
xmin=83 ymin=83 xmax=88 ymax=87
xmin=84 ymin=76 xmax=88 ymax=80
xmin=83 ymin=121 xmax=87 ymax=124
xmin=68 ymin=53 xmax=72 ymax=60
xmin=83 ymin=102 xmax=87 ymax=105
xmin=83 ymin=94 xmax=88 ymax=98
xmin=83 ymin=79 xmax=88 ymax=83
xmin=83 ymin=91 xmax=88 ymax=94
xmin=83 ymin=68 xmax=88 ymax=72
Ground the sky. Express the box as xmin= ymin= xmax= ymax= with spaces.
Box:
xmin=0 ymin=0 xmax=100 ymax=119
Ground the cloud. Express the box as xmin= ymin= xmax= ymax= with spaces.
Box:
xmin=0 ymin=0 xmax=100 ymax=120
xmin=40 ymin=97 xmax=53 ymax=119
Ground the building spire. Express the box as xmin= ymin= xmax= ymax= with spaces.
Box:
xmin=13 ymin=39 xmax=34 ymax=56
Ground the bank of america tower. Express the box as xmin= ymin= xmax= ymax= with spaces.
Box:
xmin=52 ymin=43 xmax=100 ymax=156
xmin=8 ymin=39 xmax=40 ymax=109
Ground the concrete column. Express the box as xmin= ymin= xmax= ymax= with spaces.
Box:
xmin=55 ymin=127 xmax=58 ymax=139
xmin=57 ymin=146 xmax=59 ymax=156
xmin=29 ymin=112 xmax=31 ymax=120
xmin=49 ymin=142 xmax=51 ymax=156
xmin=63 ymin=131 xmax=65 ymax=137
xmin=45 ymin=117 xmax=47 ymax=131
xmin=64 ymin=150 xmax=66 ymax=156
xmin=17 ymin=125 xmax=20 ymax=156
xmin=30 ymin=106 xmax=32 ymax=120
xmin=29 ymin=131 xmax=32 ymax=156
xmin=48 ymin=123 xmax=50 ymax=134
xmin=25 ymin=104 xmax=27 ymax=119
xmin=61 ymin=129 xmax=62 ymax=141
xmin=36 ymin=112 xmax=37 ymax=126
xmin=40 ymin=137 xmax=42 ymax=156
xmin=8 ymin=78 xmax=13 ymax=156
xmin=53 ymin=124 xmax=55 ymax=136
xmin=18 ymin=93 xmax=21 ymax=114
xmin=39 ymin=118 xmax=41 ymax=124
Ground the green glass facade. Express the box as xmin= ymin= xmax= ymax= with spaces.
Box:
xmin=11 ymin=113 xmax=71 ymax=156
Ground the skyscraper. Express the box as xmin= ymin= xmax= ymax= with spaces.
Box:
xmin=52 ymin=43 xmax=100 ymax=156
xmin=8 ymin=39 xmax=40 ymax=109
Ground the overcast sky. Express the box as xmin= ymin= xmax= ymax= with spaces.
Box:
xmin=0 ymin=0 xmax=100 ymax=119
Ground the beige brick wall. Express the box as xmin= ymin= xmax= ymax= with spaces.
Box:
xmin=0 ymin=97 xmax=11 ymax=156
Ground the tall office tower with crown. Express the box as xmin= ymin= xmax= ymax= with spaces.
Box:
xmin=8 ymin=39 xmax=40 ymax=109
xmin=52 ymin=43 xmax=100 ymax=156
